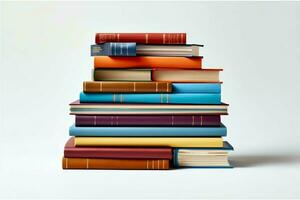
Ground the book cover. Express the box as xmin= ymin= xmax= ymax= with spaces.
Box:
xmin=79 ymin=92 xmax=221 ymax=104
xmin=75 ymin=115 xmax=221 ymax=127
xmin=64 ymin=137 xmax=172 ymax=159
xmin=69 ymin=100 xmax=229 ymax=115
xmin=95 ymin=33 xmax=186 ymax=44
xmin=172 ymin=83 xmax=221 ymax=93
xmin=94 ymin=56 xmax=202 ymax=69
xmin=69 ymin=124 xmax=227 ymax=137
xmin=74 ymin=137 xmax=224 ymax=147
xmin=83 ymin=81 xmax=172 ymax=93
xmin=62 ymin=157 xmax=170 ymax=170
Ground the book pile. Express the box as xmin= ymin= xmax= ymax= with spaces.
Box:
xmin=62 ymin=33 xmax=234 ymax=170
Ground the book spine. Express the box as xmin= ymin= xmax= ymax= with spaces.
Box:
xmin=94 ymin=56 xmax=202 ymax=69
xmin=79 ymin=93 xmax=221 ymax=104
xmin=75 ymin=115 xmax=221 ymax=127
xmin=64 ymin=147 xmax=172 ymax=159
xmin=83 ymin=81 xmax=172 ymax=93
xmin=91 ymin=43 xmax=136 ymax=56
xmin=69 ymin=124 xmax=227 ymax=137
xmin=62 ymin=158 xmax=170 ymax=170
xmin=95 ymin=33 xmax=186 ymax=44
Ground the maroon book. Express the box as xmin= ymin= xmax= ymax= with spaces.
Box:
xmin=64 ymin=137 xmax=172 ymax=159
xmin=75 ymin=115 xmax=221 ymax=127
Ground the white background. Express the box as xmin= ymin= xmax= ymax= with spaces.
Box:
xmin=1 ymin=1 xmax=300 ymax=199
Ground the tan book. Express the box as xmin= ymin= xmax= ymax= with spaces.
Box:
xmin=93 ymin=69 xmax=151 ymax=81
xmin=83 ymin=81 xmax=172 ymax=93
xmin=152 ymin=69 xmax=222 ymax=83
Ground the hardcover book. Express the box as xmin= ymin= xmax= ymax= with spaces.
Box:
xmin=172 ymin=83 xmax=221 ymax=93
xmin=93 ymin=69 xmax=151 ymax=81
xmin=62 ymin=157 xmax=170 ymax=170
xmin=173 ymin=141 xmax=234 ymax=168
xmin=152 ymin=69 xmax=222 ymax=82
xmin=94 ymin=56 xmax=202 ymax=69
xmin=74 ymin=137 xmax=224 ymax=148
xmin=83 ymin=81 xmax=172 ymax=93
xmin=69 ymin=124 xmax=227 ymax=137
xmin=79 ymin=92 xmax=221 ymax=104
xmin=75 ymin=115 xmax=221 ymax=127
xmin=91 ymin=43 xmax=201 ymax=57
xmin=95 ymin=33 xmax=186 ymax=44
xmin=69 ymin=100 xmax=229 ymax=115
xmin=64 ymin=137 xmax=172 ymax=159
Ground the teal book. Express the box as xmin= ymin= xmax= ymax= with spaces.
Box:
xmin=69 ymin=124 xmax=227 ymax=137
xmin=79 ymin=92 xmax=221 ymax=104
xmin=173 ymin=142 xmax=234 ymax=168
xmin=172 ymin=83 xmax=221 ymax=93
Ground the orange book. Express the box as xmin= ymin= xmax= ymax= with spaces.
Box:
xmin=94 ymin=56 xmax=202 ymax=69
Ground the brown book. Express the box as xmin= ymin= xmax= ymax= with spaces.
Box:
xmin=62 ymin=157 xmax=170 ymax=170
xmin=94 ymin=69 xmax=152 ymax=81
xmin=83 ymin=81 xmax=172 ymax=93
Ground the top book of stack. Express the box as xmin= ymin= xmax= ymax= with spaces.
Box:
xmin=95 ymin=33 xmax=186 ymax=44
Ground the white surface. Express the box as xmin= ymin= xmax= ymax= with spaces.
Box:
xmin=1 ymin=1 xmax=300 ymax=199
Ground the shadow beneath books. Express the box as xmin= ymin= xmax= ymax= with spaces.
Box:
xmin=230 ymin=155 xmax=300 ymax=167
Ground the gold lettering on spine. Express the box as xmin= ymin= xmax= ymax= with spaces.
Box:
xmin=117 ymin=33 xmax=120 ymax=42
xmin=181 ymin=33 xmax=183 ymax=43
xmin=152 ymin=160 xmax=154 ymax=169
xmin=100 ymin=82 xmax=103 ymax=92
xmin=156 ymin=82 xmax=158 ymax=92
xmin=157 ymin=160 xmax=160 ymax=170
xmin=120 ymin=94 xmax=123 ymax=103
xmin=163 ymin=34 xmax=166 ymax=44
xmin=147 ymin=160 xmax=149 ymax=169
xmin=65 ymin=158 xmax=68 ymax=169
xmin=94 ymin=116 xmax=97 ymax=126
xmin=192 ymin=116 xmax=195 ymax=126
xmin=86 ymin=159 xmax=89 ymax=169
xmin=166 ymin=82 xmax=170 ymax=92
xmin=201 ymin=115 xmax=203 ymax=126
xmin=113 ymin=94 xmax=115 ymax=102
xmin=145 ymin=34 xmax=149 ymax=44
xmin=162 ymin=160 xmax=165 ymax=169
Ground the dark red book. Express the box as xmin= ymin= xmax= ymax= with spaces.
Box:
xmin=95 ymin=33 xmax=186 ymax=44
xmin=75 ymin=115 xmax=221 ymax=127
xmin=64 ymin=137 xmax=172 ymax=159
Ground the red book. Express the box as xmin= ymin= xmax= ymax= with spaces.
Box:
xmin=64 ymin=137 xmax=172 ymax=159
xmin=95 ymin=33 xmax=186 ymax=44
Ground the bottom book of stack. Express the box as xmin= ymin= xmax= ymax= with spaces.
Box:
xmin=62 ymin=137 xmax=233 ymax=169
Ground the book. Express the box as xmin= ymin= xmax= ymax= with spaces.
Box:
xmin=75 ymin=115 xmax=221 ymax=127
xmin=62 ymin=157 xmax=170 ymax=170
xmin=91 ymin=43 xmax=201 ymax=57
xmin=74 ymin=137 xmax=223 ymax=147
xmin=83 ymin=81 xmax=172 ymax=93
xmin=94 ymin=56 xmax=202 ymax=69
xmin=152 ymin=69 xmax=222 ymax=82
xmin=172 ymin=83 xmax=221 ymax=93
xmin=93 ymin=69 xmax=151 ymax=81
xmin=69 ymin=100 xmax=229 ymax=115
xmin=79 ymin=92 xmax=221 ymax=104
xmin=173 ymin=141 xmax=234 ymax=168
xmin=95 ymin=33 xmax=186 ymax=44
xmin=69 ymin=124 xmax=227 ymax=137
xmin=64 ymin=137 xmax=172 ymax=159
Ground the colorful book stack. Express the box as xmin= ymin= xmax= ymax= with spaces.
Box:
xmin=62 ymin=33 xmax=234 ymax=170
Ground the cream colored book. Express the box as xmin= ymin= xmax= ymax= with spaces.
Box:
xmin=136 ymin=44 xmax=200 ymax=57
xmin=152 ymin=69 xmax=222 ymax=83
xmin=75 ymin=137 xmax=223 ymax=148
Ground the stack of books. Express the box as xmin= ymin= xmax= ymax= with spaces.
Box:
xmin=62 ymin=33 xmax=233 ymax=170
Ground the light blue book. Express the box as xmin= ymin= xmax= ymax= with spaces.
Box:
xmin=69 ymin=124 xmax=227 ymax=137
xmin=80 ymin=92 xmax=221 ymax=104
xmin=172 ymin=83 xmax=221 ymax=93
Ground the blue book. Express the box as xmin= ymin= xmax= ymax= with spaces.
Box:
xmin=91 ymin=43 xmax=136 ymax=56
xmin=173 ymin=141 xmax=234 ymax=168
xmin=80 ymin=92 xmax=221 ymax=104
xmin=69 ymin=124 xmax=227 ymax=137
xmin=172 ymin=83 xmax=221 ymax=93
